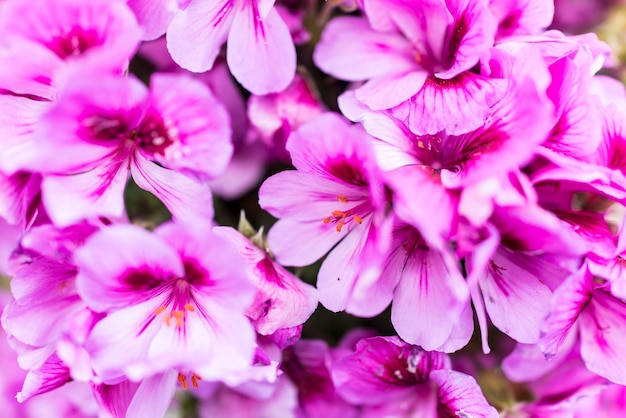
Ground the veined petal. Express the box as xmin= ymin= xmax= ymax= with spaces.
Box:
xmin=227 ymin=6 xmax=295 ymax=94
xmin=214 ymin=226 xmax=318 ymax=335
xmin=3 ymin=75 xmax=147 ymax=175
xmin=391 ymin=245 xmax=469 ymax=351
xmin=285 ymin=113 xmax=375 ymax=185
xmin=166 ymin=0 xmax=234 ymax=72
xmin=430 ymin=369 xmax=498 ymax=418
xmin=355 ymin=71 xmax=428 ymax=111
xmin=317 ymin=221 xmax=387 ymax=315
xmin=332 ymin=336 xmax=449 ymax=405
xmin=41 ymin=159 xmax=129 ymax=226
xmin=385 ymin=165 xmax=458 ymax=249
xmin=130 ymin=153 xmax=215 ymax=221
xmin=539 ymin=266 xmax=593 ymax=358
xmin=17 ymin=354 xmax=71 ymax=402
xmin=391 ymin=74 xmax=505 ymax=136
xmin=479 ymin=248 xmax=567 ymax=343
xmin=580 ymin=290 xmax=626 ymax=385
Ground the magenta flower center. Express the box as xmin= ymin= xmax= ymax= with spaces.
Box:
xmin=47 ymin=27 xmax=102 ymax=59
xmin=80 ymin=111 xmax=177 ymax=156
xmin=135 ymin=113 xmax=177 ymax=156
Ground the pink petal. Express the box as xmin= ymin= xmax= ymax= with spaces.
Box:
xmin=317 ymin=221 xmax=388 ymax=316
xmin=355 ymin=71 xmax=428 ymax=111
xmin=490 ymin=0 xmax=554 ymax=37
xmin=267 ymin=219 xmax=347 ymax=267
xmin=166 ymin=0 xmax=234 ymax=72
xmin=42 ymin=161 xmax=129 ymax=226
xmin=259 ymin=171 xmax=367 ymax=222
xmin=539 ymin=267 xmax=593 ymax=358
xmin=2 ymin=75 xmax=147 ymax=175
xmin=391 ymin=247 xmax=470 ymax=351
xmin=430 ymin=369 xmax=498 ymax=418
xmin=314 ymin=16 xmax=418 ymax=81
xmin=126 ymin=372 xmax=177 ymax=418
xmin=385 ymin=165 xmax=457 ymax=249
xmin=390 ymin=74 xmax=505 ymax=136
xmin=227 ymin=6 xmax=296 ymax=94
xmin=479 ymin=248 xmax=566 ymax=343
xmin=127 ymin=0 xmax=179 ymax=41
xmin=214 ymin=226 xmax=318 ymax=335
xmin=130 ymin=153 xmax=215 ymax=221
xmin=580 ymin=290 xmax=626 ymax=385
xmin=146 ymin=73 xmax=233 ymax=180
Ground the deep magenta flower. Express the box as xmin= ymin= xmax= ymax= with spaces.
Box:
xmin=331 ymin=336 xmax=498 ymax=417
xmin=75 ymin=220 xmax=256 ymax=383
xmin=166 ymin=0 xmax=297 ymax=94
xmin=2 ymin=72 xmax=232 ymax=225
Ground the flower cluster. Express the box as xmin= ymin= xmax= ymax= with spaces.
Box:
xmin=1 ymin=0 xmax=626 ymax=416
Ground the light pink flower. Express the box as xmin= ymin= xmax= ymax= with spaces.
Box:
xmin=3 ymin=72 xmax=232 ymax=226
xmin=166 ymin=0 xmax=297 ymax=94
xmin=259 ymin=113 xmax=389 ymax=315
xmin=75 ymin=220 xmax=256 ymax=384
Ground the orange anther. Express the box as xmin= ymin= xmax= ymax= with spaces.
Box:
xmin=178 ymin=373 xmax=189 ymax=390
xmin=354 ymin=215 xmax=363 ymax=224
xmin=184 ymin=303 xmax=195 ymax=312
xmin=164 ymin=314 xmax=172 ymax=327
xmin=323 ymin=217 xmax=332 ymax=224
xmin=154 ymin=306 xmax=167 ymax=315
xmin=336 ymin=220 xmax=345 ymax=232
xmin=191 ymin=374 xmax=202 ymax=389
xmin=337 ymin=195 xmax=349 ymax=203
xmin=332 ymin=210 xmax=345 ymax=217
xmin=173 ymin=310 xmax=185 ymax=327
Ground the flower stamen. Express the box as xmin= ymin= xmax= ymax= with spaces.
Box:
xmin=177 ymin=373 xmax=189 ymax=389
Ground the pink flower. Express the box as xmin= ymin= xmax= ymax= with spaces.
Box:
xmin=2 ymin=223 xmax=99 ymax=373
xmin=75 ymin=220 xmax=256 ymax=384
xmin=281 ymin=339 xmax=359 ymax=418
xmin=0 ymin=0 xmax=141 ymax=71
xmin=331 ymin=336 xmax=498 ymax=417
xmin=539 ymin=264 xmax=626 ymax=385
xmin=166 ymin=0 xmax=297 ymax=94
xmin=314 ymin=0 xmax=501 ymax=135
xmin=340 ymin=69 xmax=553 ymax=249
xmin=259 ymin=113 xmax=389 ymax=314
xmin=3 ymin=72 xmax=232 ymax=226
xmin=248 ymin=74 xmax=324 ymax=163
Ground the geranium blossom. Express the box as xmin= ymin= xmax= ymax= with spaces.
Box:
xmin=75 ymin=220 xmax=256 ymax=383
xmin=2 ymin=72 xmax=231 ymax=225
